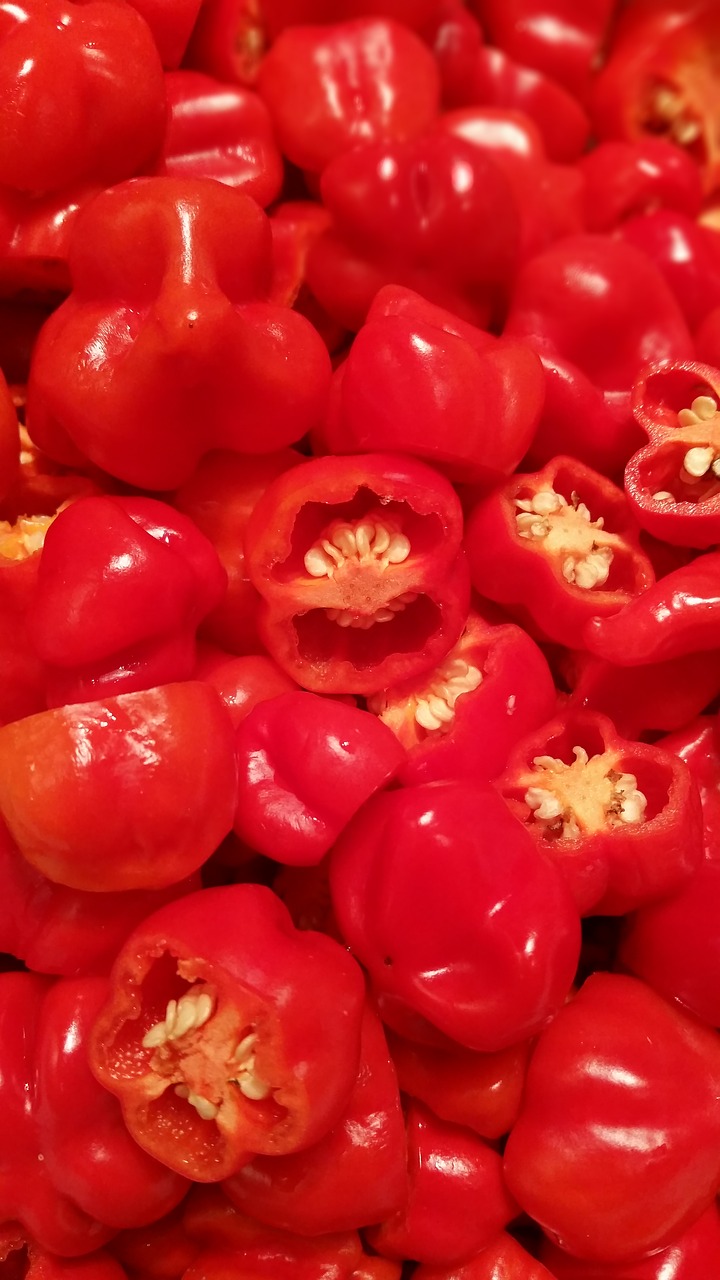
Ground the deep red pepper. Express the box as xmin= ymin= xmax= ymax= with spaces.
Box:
xmin=498 ymin=709 xmax=703 ymax=915
xmin=0 ymin=973 xmax=187 ymax=1258
xmin=466 ymin=456 xmax=654 ymax=649
xmin=579 ymin=138 xmax=704 ymax=233
xmin=26 ymin=179 xmax=332 ymax=490
xmin=234 ymin=691 xmax=405 ymax=864
xmin=0 ymin=1228 xmax=129 ymax=1280
xmin=318 ymin=286 xmax=545 ymax=485
xmin=421 ymin=0 xmax=484 ymax=111
xmin=504 ymin=973 xmax=720 ymax=1263
xmin=125 ymin=0 xmax=201 ymax=68
xmin=563 ymin=648 xmax=720 ymax=740
xmin=89 ymin=884 xmax=366 ymax=1181
xmin=195 ymin=651 xmax=297 ymax=730
xmin=0 ymin=183 xmax=100 ymax=298
xmin=110 ymin=1207 xmax=198 ymax=1280
xmin=367 ymin=608 xmax=556 ymax=786
xmin=619 ymin=212 xmax=720 ymax=332
xmin=542 ymin=1201 xmax=720 ymax=1278
xmin=244 ymin=453 xmax=470 ymax=695
xmin=330 ymin=779 xmax=580 ymax=1052
xmin=222 ymin=1003 xmax=406 ymax=1234
xmin=0 ymin=682 xmax=237 ymax=892
xmin=365 ymin=1101 xmax=518 ymax=1267
xmin=658 ymin=716 xmax=720 ymax=857
xmin=414 ymin=1235 xmax=555 ymax=1280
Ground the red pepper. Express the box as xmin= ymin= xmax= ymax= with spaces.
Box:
xmin=27 ymin=496 xmax=227 ymax=706
xmin=26 ymin=179 xmax=332 ymax=490
xmin=542 ymin=1201 xmax=720 ymax=1278
xmin=306 ymin=133 xmax=520 ymax=331
xmin=563 ymin=648 xmax=720 ymax=739
xmin=0 ymin=182 xmax=100 ymax=297
xmin=0 ymin=1 xmax=165 ymax=196
xmin=222 ymin=1003 xmax=406 ymax=1234
xmin=504 ymin=235 xmax=694 ymax=477
xmin=579 ymin=138 xmax=703 ymax=233
xmin=584 ymin=550 xmax=720 ymax=665
xmin=89 ymin=884 xmax=366 ymax=1181
xmin=365 ymin=1101 xmax=518 ymax=1267
xmin=421 ymin=0 xmax=484 ymax=111
xmin=110 ymin=1207 xmax=198 ymax=1280
xmin=619 ymin=211 xmax=720 ymax=332
xmin=624 ymin=360 xmax=720 ymax=547
xmin=0 ymin=521 xmax=60 ymax=729
xmin=318 ymin=285 xmax=545 ymax=485
xmin=414 ymin=1235 xmax=555 ymax=1280
xmin=233 ymin=691 xmax=405 ymax=864
xmin=0 ymin=1228 xmax=129 ymax=1280
xmin=196 ymin=651 xmax=297 ymax=730
xmin=0 ymin=682 xmax=237 ymax=892
xmin=125 ymin=0 xmax=201 ymax=68
xmin=0 ymin=973 xmax=187 ymax=1257
xmin=591 ymin=0 xmax=720 ymax=194
xmin=466 ymin=456 xmax=655 ymax=649
xmin=257 ymin=19 xmax=440 ymax=176
xmin=155 ymin=72 xmax=284 ymax=209
xmin=367 ymin=608 xmax=556 ymax=786
xmin=659 ymin=715 xmax=720 ymax=856
xmin=498 ymin=709 xmax=703 ymax=915
xmin=386 ymin=1031 xmax=531 ymax=1140
xmin=244 ymin=453 xmax=470 ymax=695
xmin=330 ymin=779 xmax=580 ymax=1052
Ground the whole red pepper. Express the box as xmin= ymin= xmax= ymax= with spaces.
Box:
xmin=503 ymin=972 xmax=720 ymax=1263
xmin=89 ymin=884 xmax=366 ymax=1181
xmin=0 ymin=682 xmax=237 ymax=892
xmin=222 ymin=1003 xmax=406 ymax=1234
xmin=26 ymin=179 xmax=332 ymax=490
xmin=498 ymin=709 xmax=703 ymax=915
xmin=244 ymin=453 xmax=470 ymax=695
xmin=0 ymin=973 xmax=187 ymax=1257
xmin=233 ymin=691 xmax=405 ymax=864
xmin=542 ymin=1201 xmax=720 ymax=1278
xmin=330 ymin=779 xmax=580 ymax=1052
xmin=466 ymin=456 xmax=655 ymax=649
xmin=578 ymin=139 xmax=703 ymax=233
xmin=318 ymin=285 xmax=545 ymax=485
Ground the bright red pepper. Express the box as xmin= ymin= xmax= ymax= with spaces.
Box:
xmin=257 ymin=19 xmax=439 ymax=176
xmin=563 ymin=648 xmax=720 ymax=740
xmin=504 ymin=972 xmax=720 ymax=1263
xmin=619 ymin=212 xmax=720 ymax=332
xmin=498 ymin=709 xmax=703 ymax=915
xmin=414 ymin=1235 xmax=555 ymax=1280
xmin=222 ymin=1003 xmax=406 ymax=1234
xmin=155 ymin=72 xmax=284 ymax=208
xmin=27 ymin=496 xmax=226 ymax=706
xmin=367 ymin=608 xmax=556 ymax=786
xmin=659 ymin=716 xmax=720 ymax=856
xmin=0 ymin=1228 xmax=129 ymax=1280
xmin=579 ymin=139 xmax=703 ymax=233
xmin=306 ymin=133 xmax=520 ymax=331
xmin=0 ymin=973 xmax=187 ymax=1257
xmin=591 ymin=0 xmax=720 ymax=194
xmin=244 ymin=453 xmax=470 ymax=695
xmin=89 ymin=884 xmax=366 ymax=1181
xmin=233 ymin=691 xmax=405 ymax=864
xmin=26 ymin=179 xmax=332 ymax=490
xmin=0 ymin=183 xmax=100 ymax=298
xmin=0 ymin=0 xmax=165 ymax=196
xmin=0 ymin=682 xmax=237 ymax=892
xmin=466 ymin=456 xmax=655 ymax=649
xmin=318 ymin=286 xmax=545 ymax=484
xmin=542 ymin=1201 xmax=720 ymax=1278
xmin=195 ymin=651 xmax=297 ymax=730
xmin=365 ymin=1101 xmax=518 ymax=1267
xmin=504 ymin=235 xmax=694 ymax=476
xmin=330 ymin=779 xmax=580 ymax=1052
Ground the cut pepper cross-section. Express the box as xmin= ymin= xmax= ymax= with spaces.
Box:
xmin=522 ymin=745 xmax=648 ymax=839
xmin=514 ymin=488 xmax=614 ymax=589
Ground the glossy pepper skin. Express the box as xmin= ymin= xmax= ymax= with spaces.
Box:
xmin=196 ymin=651 xmax=297 ymax=730
xmin=233 ymin=691 xmax=405 ymax=864
xmin=504 ymin=973 xmax=720 ymax=1264
xmin=0 ymin=973 xmax=187 ymax=1258
xmin=466 ymin=456 xmax=655 ymax=649
xmin=27 ymin=496 xmax=227 ymax=706
xmin=244 ymin=453 xmax=470 ymax=696
xmin=499 ymin=709 xmax=703 ymax=915
xmin=659 ymin=716 xmax=720 ymax=855
xmin=366 ymin=1101 xmax=518 ymax=1267
xmin=542 ymin=1201 xmax=720 ymax=1278
xmin=257 ymin=19 xmax=440 ymax=175
xmin=306 ymin=133 xmax=520 ymax=331
xmin=624 ymin=360 xmax=720 ymax=548
xmin=618 ymin=212 xmax=720 ymax=333
xmin=89 ymin=884 xmax=366 ymax=1182
xmin=578 ymin=139 xmax=703 ymax=234
xmin=222 ymin=1003 xmax=406 ymax=1235
xmin=414 ymin=1235 xmax=555 ymax=1280
xmin=318 ymin=286 xmax=545 ymax=486
xmin=0 ymin=0 xmax=166 ymax=196
xmin=368 ymin=608 xmax=556 ymax=787
xmin=0 ymin=682 xmax=237 ymax=892
xmin=330 ymin=779 xmax=580 ymax=1052
xmin=0 ymin=182 xmax=101 ymax=298
xmin=26 ymin=178 xmax=332 ymax=490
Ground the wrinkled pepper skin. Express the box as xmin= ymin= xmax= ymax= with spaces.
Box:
xmin=0 ymin=0 xmax=166 ymax=196
xmin=504 ymin=973 xmax=720 ymax=1264
xmin=0 ymin=973 xmax=187 ymax=1258
xmin=90 ymin=885 xmax=366 ymax=1182
xmin=222 ymin=1004 xmax=406 ymax=1235
xmin=0 ymin=682 xmax=237 ymax=892
xmin=542 ymin=1201 xmax=720 ymax=1278
xmin=233 ymin=691 xmax=405 ymax=864
xmin=26 ymin=179 xmax=332 ymax=490
xmin=330 ymin=779 xmax=580 ymax=1052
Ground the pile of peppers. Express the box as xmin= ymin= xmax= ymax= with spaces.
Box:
xmin=4 ymin=0 xmax=720 ymax=1276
